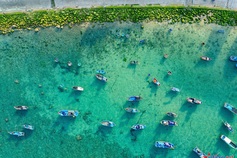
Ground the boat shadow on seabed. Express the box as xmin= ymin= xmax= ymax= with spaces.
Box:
xmin=95 ymin=125 xmax=113 ymax=137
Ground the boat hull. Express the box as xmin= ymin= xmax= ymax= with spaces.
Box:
xmin=131 ymin=124 xmax=146 ymax=131
xmin=8 ymin=131 xmax=25 ymax=137
xmin=166 ymin=112 xmax=178 ymax=118
xmin=96 ymin=74 xmax=107 ymax=82
xmin=187 ymin=98 xmax=202 ymax=104
xmin=220 ymin=135 xmax=237 ymax=149
xmin=160 ymin=120 xmax=178 ymax=126
xmin=128 ymin=96 xmax=142 ymax=102
xmin=201 ymin=56 xmax=211 ymax=61
xmin=171 ymin=87 xmax=180 ymax=92
xmin=155 ymin=141 xmax=174 ymax=149
xmin=230 ymin=56 xmax=237 ymax=61
xmin=125 ymin=108 xmax=139 ymax=113
xmin=224 ymin=103 xmax=237 ymax=115
xmin=23 ymin=124 xmax=34 ymax=130
xmin=153 ymin=78 xmax=160 ymax=86
xmin=58 ymin=110 xmax=79 ymax=117
xmin=193 ymin=147 xmax=206 ymax=158
xmin=73 ymin=86 xmax=84 ymax=91
xmin=14 ymin=106 xmax=28 ymax=110
xmin=96 ymin=70 xmax=106 ymax=75
xmin=223 ymin=121 xmax=234 ymax=132
xmin=130 ymin=61 xmax=139 ymax=65
xmin=101 ymin=121 xmax=115 ymax=127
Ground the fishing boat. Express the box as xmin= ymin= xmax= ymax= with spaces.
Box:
xmin=229 ymin=56 xmax=237 ymax=61
xmin=8 ymin=131 xmax=25 ymax=137
xmin=201 ymin=56 xmax=211 ymax=61
xmin=193 ymin=147 xmax=206 ymax=158
xmin=14 ymin=106 xmax=28 ymax=110
xmin=131 ymin=124 xmax=146 ymax=131
xmin=160 ymin=120 xmax=178 ymax=126
xmin=23 ymin=124 xmax=34 ymax=130
xmin=153 ymin=78 xmax=160 ymax=86
xmin=171 ymin=87 xmax=180 ymax=92
xmin=223 ymin=121 xmax=234 ymax=132
xmin=72 ymin=86 xmax=84 ymax=91
xmin=187 ymin=98 xmax=202 ymax=104
xmin=166 ymin=112 xmax=178 ymax=118
xmin=154 ymin=141 xmax=174 ymax=149
xmin=96 ymin=70 xmax=106 ymax=75
xmin=58 ymin=110 xmax=79 ymax=117
xmin=125 ymin=108 xmax=139 ymax=113
xmin=220 ymin=135 xmax=237 ymax=149
xmin=128 ymin=96 xmax=142 ymax=102
xmin=95 ymin=74 xmax=107 ymax=82
xmin=224 ymin=103 xmax=237 ymax=115
xmin=101 ymin=121 xmax=116 ymax=127
xmin=130 ymin=61 xmax=139 ymax=65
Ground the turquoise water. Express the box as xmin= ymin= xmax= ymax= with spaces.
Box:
xmin=0 ymin=22 xmax=237 ymax=158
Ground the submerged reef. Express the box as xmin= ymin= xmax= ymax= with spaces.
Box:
xmin=0 ymin=5 xmax=237 ymax=34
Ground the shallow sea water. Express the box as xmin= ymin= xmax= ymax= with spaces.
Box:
xmin=0 ymin=22 xmax=237 ymax=158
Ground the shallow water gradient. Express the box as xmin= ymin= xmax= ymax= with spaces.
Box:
xmin=0 ymin=22 xmax=237 ymax=158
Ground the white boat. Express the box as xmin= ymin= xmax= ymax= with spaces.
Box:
xmin=187 ymin=98 xmax=202 ymax=104
xmin=14 ymin=106 xmax=28 ymax=110
xmin=171 ymin=87 xmax=180 ymax=92
xmin=72 ymin=86 xmax=84 ymax=91
xmin=193 ymin=147 xmax=206 ymax=158
xmin=101 ymin=121 xmax=115 ymax=127
xmin=8 ymin=131 xmax=25 ymax=137
xmin=23 ymin=124 xmax=34 ymax=130
xmin=125 ymin=108 xmax=139 ymax=113
xmin=166 ymin=112 xmax=178 ymax=118
xmin=96 ymin=74 xmax=107 ymax=82
xmin=201 ymin=56 xmax=211 ymax=61
xmin=220 ymin=135 xmax=237 ymax=149
xmin=130 ymin=61 xmax=139 ymax=65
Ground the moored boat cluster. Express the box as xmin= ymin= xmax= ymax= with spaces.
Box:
xmin=8 ymin=55 xmax=237 ymax=155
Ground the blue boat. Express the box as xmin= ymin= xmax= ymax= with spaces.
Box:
xmin=230 ymin=56 xmax=237 ymax=61
xmin=155 ymin=141 xmax=174 ymax=149
xmin=224 ymin=103 xmax=237 ymax=115
xmin=23 ymin=124 xmax=34 ymax=130
xmin=8 ymin=131 xmax=25 ymax=137
xmin=96 ymin=70 xmax=106 ymax=75
xmin=160 ymin=120 xmax=178 ymax=126
xmin=128 ymin=96 xmax=142 ymax=102
xmin=58 ymin=110 xmax=79 ymax=117
xmin=131 ymin=124 xmax=146 ymax=131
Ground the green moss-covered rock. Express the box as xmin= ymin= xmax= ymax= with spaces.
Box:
xmin=0 ymin=5 xmax=237 ymax=34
